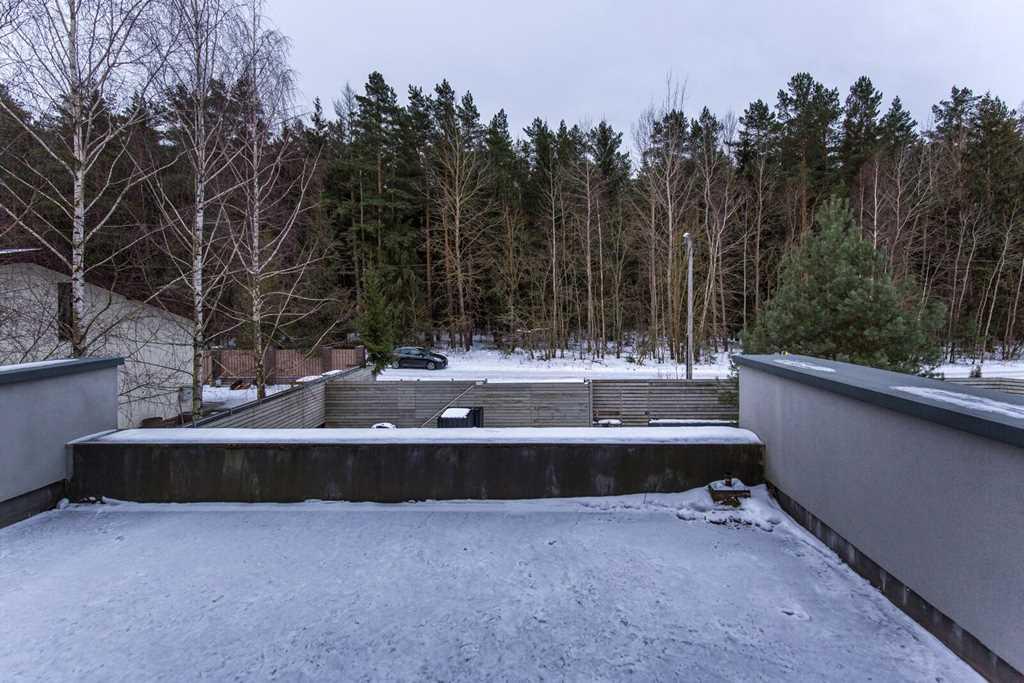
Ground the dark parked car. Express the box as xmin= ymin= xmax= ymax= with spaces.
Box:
xmin=391 ymin=347 xmax=448 ymax=370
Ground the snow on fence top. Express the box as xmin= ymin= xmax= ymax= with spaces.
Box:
xmin=88 ymin=426 xmax=761 ymax=446
xmin=735 ymin=353 xmax=1024 ymax=449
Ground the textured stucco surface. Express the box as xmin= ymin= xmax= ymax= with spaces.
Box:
xmin=0 ymin=363 xmax=118 ymax=502
xmin=739 ymin=365 xmax=1024 ymax=672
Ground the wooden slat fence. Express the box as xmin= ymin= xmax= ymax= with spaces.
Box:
xmin=324 ymin=380 xmax=591 ymax=428
xmin=198 ymin=372 xmax=740 ymax=430
xmin=590 ymin=379 xmax=738 ymax=426
xmin=206 ymin=347 xmax=365 ymax=383
xmin=944 ymin=377 xmax=1024 ymax=396
xmin=197 ymin=379 xmax=327 ymax=428
xmin=325 ymin=377 xmax=737 ymax=428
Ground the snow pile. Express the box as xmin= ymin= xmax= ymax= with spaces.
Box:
xmin=893 ymin=385 xmax=1024 ymax=420
xmin=675 ymin=482 xmax=784 ymax=532
xmin=708 ymin=477 xmax=746 ymax=491
xmin=201 ymin=383 xmax=290 ymax=408
xmin=440 ymin=407 xmax=472 ymax=419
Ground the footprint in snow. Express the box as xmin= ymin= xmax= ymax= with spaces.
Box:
xmin=780 ymin=608 xmax=810 ymax=621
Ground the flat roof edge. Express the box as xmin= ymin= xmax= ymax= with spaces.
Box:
xmin=735 ymin=354 xmax=1024 ymax=450
xmin=0 ymin=357 xmax=124 ymax=386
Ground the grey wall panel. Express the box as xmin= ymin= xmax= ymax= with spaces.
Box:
xmin=0 ymin=359 xmax=119 ymax=503
xmin=739 ymin=365 xmax=1024 ymax=673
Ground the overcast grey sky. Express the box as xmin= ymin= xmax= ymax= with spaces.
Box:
xmin=267 ymin=0 xmax=1024 ymax=139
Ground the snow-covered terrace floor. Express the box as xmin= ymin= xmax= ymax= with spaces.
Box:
xmin=0 ymin=487 xmax=977 ymax=681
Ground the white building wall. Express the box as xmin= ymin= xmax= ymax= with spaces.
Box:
xmin=0 ymin=262 xmax=193 ymax=427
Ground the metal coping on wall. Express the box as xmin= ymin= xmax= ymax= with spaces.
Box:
xmin=0 ymin=357 xmax=123 ymax=387
xmin=734 ymin=354 xmax=1024 ymax=450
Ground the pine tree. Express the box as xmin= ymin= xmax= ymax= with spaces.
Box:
xmin=736 ymin=99 xmax=779 ymax=175
xmin=744 ymin=197 xmax=944 ymax=373
xmin=357 ymin=267 xmax=397 ymax=375
xmin=878 ymin=97 xmax=917 ymax=152
xmin=839 ymin=76 xmax=882 ymax=186
xmin=775 ymin=73 xmax=842 ymax=232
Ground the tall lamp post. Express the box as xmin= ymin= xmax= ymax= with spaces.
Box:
xmin=683 ymin=232 xmax=694 ymax=380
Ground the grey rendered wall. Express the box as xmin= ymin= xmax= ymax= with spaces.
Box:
xmin=0 ymin=362 xmax=119 ymax=503
xmin=739 ymin=366 xmax=1024 ymax=673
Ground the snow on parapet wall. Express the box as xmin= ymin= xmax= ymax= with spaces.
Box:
xmin=893 ymin=386 xmax=1024 ymax=420
xmin=90 ymin=426 xmax=762 ymax=446
xmin=735 ymin=353 xmax=1024 ymax=449
xmin=1 ymin=358 xmax=81 ymax=372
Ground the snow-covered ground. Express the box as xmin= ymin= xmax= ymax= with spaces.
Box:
xmin=377 ymin=347 xmax=1024 ymax=383
xmin=0 ymin=486 xmax=977 ymax=681
xmin=379 ymin=348 xmax=734 ymax=382
xmin=934 ymin=359 xmax=1024 ymax=379
xmin=201 ymin=383 xmax=290 ymax=409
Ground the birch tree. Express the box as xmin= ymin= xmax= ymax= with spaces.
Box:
xmin=0 ymin=0 xmax=170 ymax=357
xmin=0 ymin=0 xmax=22 ymax=38
xmin=431 ymin=85 xmax=490 ymax=350
xmin=226 ymin=0 xmax=323 ymax=399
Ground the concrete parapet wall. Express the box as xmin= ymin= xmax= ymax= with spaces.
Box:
xmin=71 ymin=430 xmax=763 ymax=503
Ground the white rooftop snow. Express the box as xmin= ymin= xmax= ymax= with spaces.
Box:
xmin=648 ymin=418 xmax=736 ymax=425
xmin=0 ymin=358 xmax=81 ymax=373
xmin=893 ymin=385 xmax=1024 ymax=420
xmin=772 ymin=358 xmax=837 ymax=373
xmin=89 ymin=426 xmax=762 ymax=445
xmin=0 ymin=486 xmax=978 ymax=680
xmin=440 ymin=407 xmax=472 ymax=418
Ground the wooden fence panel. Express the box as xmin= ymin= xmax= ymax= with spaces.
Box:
xmin=205 ymin=347 xmax=365 ymax=383
xmin=205 ymin=375 xmax=738 ymax=429
xmin=324 ymin=381 xmax=591 ymax=428
xmin=274 ymin=350 xmax=322 ymax=382
xmin=328 ymin=348 xmax=366 ymax=369
xmin=945 ymin=377 xmax=1024 ymax=396
xmin=591 ymin=379 xmax=738 ymax=425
